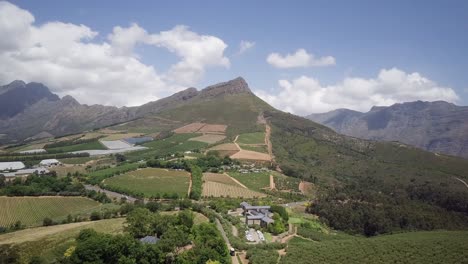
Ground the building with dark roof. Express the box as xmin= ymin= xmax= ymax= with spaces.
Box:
xmin=240 ymin=202 xmax=274 ymax=227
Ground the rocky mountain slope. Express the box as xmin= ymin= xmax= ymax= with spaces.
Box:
xmin=306 ymin=101 xmax=468 ymax=158
xmin=0 ymin=77 xmax=258 ymax=144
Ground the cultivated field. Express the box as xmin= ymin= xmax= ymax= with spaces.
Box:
xmin=203 ymin=173 xmax=244 ymax=187
xmin=230 ymin=149 xmax=271 ymax=161
xmin=190 ymin=134 xmax=226 ymax=144
xmin=173 ymin=122 xmax=206 ymax=133
xmin=104 ymin=168 xmax=190 ymax=197
xmin=0 ymin=218 xmax=125 ymax=263
xmin=50 ymin=165 xmax=86 ymax=177
xmin=239 ymin=144 xmax=268 ymax=153
xmin=237 ymin=132 xmax=265 ymax=144
xmin=281 ymin=231 xmax=468 ymax=264
xmin=228 ymin=172 xmax=270 ymax=191
xmin=208 ymin=143 xmax=239 ymax=156
xmin=45 ymin=140 xmax=106 ymax=153
xmin=59 ymin=157 xmax=94 ymax=165
xmin=198 ymin=124 xmax=227 ymax=133
xmin=202 ymin=181 xmax=266 ymax=198
xmin=101 ymin=132 xmax=144 ymax=141
xmin=271 ymin=171 xmax=301 ymax=192
xmin=0 ymin=196 xmax=103 ymax=227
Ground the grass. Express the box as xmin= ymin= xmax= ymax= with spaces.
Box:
xmin=160 ymin=211 xmax=209 ymax=225
xmin=271 ymin=171 xmax=301 ymax=192
xmin=0 ymin=218 xmax=125 ymax=263
xmin=103 ymin=168 xmax=190 ymax=198
xmin=239 ymin=144 xmax=268 ymax=153
xmin=228 ymin=172 xmax=270 ymax=192
xmin=45 ymin=140 xmax=106 ymax=153
xmin=50 ymin=165 xmax=87 ymax=177
xmin=237 ymin=132 xmax=265 ymax=145
xmin=0 ymin=196 xmax=103 ymax=227
xmin=59 ymin=157 xmax=94 ymax=164
xmin=280 ymin=231 xmax=468 ymax=264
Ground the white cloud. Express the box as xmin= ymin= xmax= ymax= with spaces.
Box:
xmin=266 ymin=48 xmax=335 ymax=68
xmin=0 ymin=1 xmax=230 ymax=106
xmin=255 ymin=68 xmax=459 ymax=115
xmin=238 ymin=40 xmax=255 ymax=54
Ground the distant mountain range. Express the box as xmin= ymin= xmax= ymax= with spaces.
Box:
xmin=0 ymin=77 xmax=254 ymax=144
xmin=307 ymin=101 xmax=468 ymax=158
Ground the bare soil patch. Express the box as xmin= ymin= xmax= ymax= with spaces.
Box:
xmin=202 ymin=181 xmax=266 ymax=198
xmin=173 ymin=122 xmax=206 ymax=133
xmin=190 ymin=134 xmax=226 ymax=144
xmin=231 ymin=149 xmax=271 ymax=161
xmin=198 ymin=124 xmax=227 ymax=133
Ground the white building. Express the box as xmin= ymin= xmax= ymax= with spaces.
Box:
xmin=0 ymin=162 xmax=26 ymax=171
xmin=39 ymin=159 xmax=61 ymax=167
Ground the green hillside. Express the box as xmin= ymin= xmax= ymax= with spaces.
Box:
xmin=266 ymin=110 xmax=468 ymax=235
xmin=281 ymin=231 xmax=468 ymax=264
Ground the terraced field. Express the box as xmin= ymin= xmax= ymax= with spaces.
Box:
xmin=0 ymin=197 xmax=103 ymax=227
xmin=104 ymin=168 xmax=190 ymax=198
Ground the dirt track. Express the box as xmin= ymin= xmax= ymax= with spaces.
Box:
xmin=455 ymin=177 xmax=468 ymax=189
xmin=231 ymin=134 xmax=272 ymax=161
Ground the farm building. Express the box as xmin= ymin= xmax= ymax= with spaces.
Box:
xmin=240 ymin=202 xmax=274 ymax=227
xmin=139 ymin=236 xmax=160 ymax=244
xmin=39 ymin=159 xmax=61 ymax=167
xmin=3 ymin=168 xmax=49 ymax=178
xmin=0 ymin=161 xmax=26 ymax=171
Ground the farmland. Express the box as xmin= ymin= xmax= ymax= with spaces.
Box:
xmin=280 ymin=231 xmax=468 ymax=264
xmin=59 ymin=156 xmax=94 ymax=164
xmin=228 ymin=171 xmax=270 ymax=191
xmin=271 ymin=171 xmax=301 ymax=192
xmin=239 ymin=144 xmax=268 ymax=153
xmin=237 ymin=132 xmax=265 ymax=144
xmin=189 ymin=134 xmax=226 ymax=144
xmin=203 ymin=173 xmax=244 ymax=187
xmin=103 ymin=168 xmax=190 ymax=198
xmin=0 ymin=197 xmax=103 ymax=227
xmin=230 ymin=149 xmax=271 ymax=161
xmin=202 ymin=181 xmax=266 ymax=198
xmin=45 ymin=140 xmax=106 ymax=153
xmin=0 ymin=218 xmax=125 ymax=263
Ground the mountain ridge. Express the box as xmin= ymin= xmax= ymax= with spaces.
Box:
xmin=307 ymin=101 xmax=468 ymax=158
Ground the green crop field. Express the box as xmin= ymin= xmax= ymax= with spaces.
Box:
xmin=45 ymin=140 xmax=106 ymax=153
xmin=281 ymin=231 xmax=468 ymax=264
xmin=237 ymin=132 xmax=265 ymax=144
xmin=239 ymin=144 xmax=268 ymax=153
xmin=228 ymin=171 xmax=270 ymax=191
xmin=103 ymin=168 xmax=190 ymax=198
xmin=0 ymin=196 xmax=103 ymax=227
xmin=59 ymin=157 xmax=94 ymax=164
xmin=0 ymin=218 xmax=125 ymax=263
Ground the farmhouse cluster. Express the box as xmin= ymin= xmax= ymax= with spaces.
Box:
xmin=240 ymin=202 xmax=274 ymax=227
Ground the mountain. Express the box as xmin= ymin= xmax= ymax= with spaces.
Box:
xmin=0 ymin=77 xmax=264 ymax=143
xmin=306 ymin=101 xmax=468 ymax=158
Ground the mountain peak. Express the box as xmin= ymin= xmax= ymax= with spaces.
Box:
xmin=199 ymin=77 xmax=251 ymax=98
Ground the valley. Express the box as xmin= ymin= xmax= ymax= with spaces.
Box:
xmin=0 ymin=77 xmax=467 ymax=264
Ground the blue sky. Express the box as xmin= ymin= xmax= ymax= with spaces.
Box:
xmin=3 ymin=0 xmax=468 ymax=114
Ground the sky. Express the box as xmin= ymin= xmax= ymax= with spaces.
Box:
xmin=1 ymin=0 xmax=467 ymax=115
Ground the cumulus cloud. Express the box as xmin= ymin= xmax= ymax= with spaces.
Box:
xmin=266 ymin=48 xmax=335 ymax=68
xmin=238 ymin=40 xmax=255 ymax=54
xmin=0 ymin=1 xmax=230 ymax=106
xmin=255 ymin=68 xmax=459 ymax=115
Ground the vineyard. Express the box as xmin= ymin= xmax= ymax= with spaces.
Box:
xmin=202 ymin=181 xmax=266 ymax=198
xmin=103 ymin=168 xmax=190 ymax=198
xmin=228 ymin=172 xmax=270 ymax=191
xmin=0 ymin=197 xmax=102 ymax=227
xmin=280 ymin=231 xmax=468 ymax=264
xmin=202 ymin=173 xmax=243 ymax=187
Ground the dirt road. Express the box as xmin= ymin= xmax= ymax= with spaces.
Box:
xmin=455 ymin=177 xmax=468 ymax=189
xmin=84 ymin=184 xmax=137 ymax=203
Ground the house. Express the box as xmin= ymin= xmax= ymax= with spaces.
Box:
xmin=0 ymin=161 xmax=26 ymax=172
xmin=139 ymin=236 xmax=160 ymax=244
xmin=39 ymin=159 xmax=61 ymax=167
xmin=240 ymin=202 xmax=274 ymax=227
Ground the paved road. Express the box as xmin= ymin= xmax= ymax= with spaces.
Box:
xmin=214 ymin=218 xmax=239 ymax=264
xmin=84 ymin=184 xmax=138 ymax=203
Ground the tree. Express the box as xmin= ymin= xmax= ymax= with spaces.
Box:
xmin=90 ymin=211 xmax=102 ymax=221
xmin=0 ymin=174 xmax=6 ymax=188
xmin=115 ymin=154 xmax=127 ymax=163
xmin=178 ymin=210 xmax=194 ymax=229
xmin=43 ymin=217 xmax=54 ymax=226
xmin=125 ymin=208 xmax=153 ymax=238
